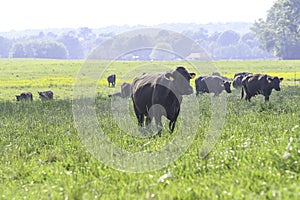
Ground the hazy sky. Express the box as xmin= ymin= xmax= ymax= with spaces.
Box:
xmin=0 ymin=0 xmax=275 ymax=31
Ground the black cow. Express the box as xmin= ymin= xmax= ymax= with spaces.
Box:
xmin=131 ymin=66 xmax=195 ymax=135
xmin=107 ymin=74 xmax=116 ymax=87
xmin=232 ymin=72 xmax=252 ymax=88
xmin=16 ymin=92 xmax=33 ymax=101
xmin=195 ymin=75 xmax=231 ymax=96
xmin=108 ymin=82 xmax=131 ymax=98
xmin=38 ymin=90 xmax=54 ymax=100
xmin=195 ymin=76 xmax=208 ymax=96
xmin=241 ymin=74 xmax=283 ymax=102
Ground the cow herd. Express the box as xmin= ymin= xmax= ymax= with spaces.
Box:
xmin=108 ymin=66 xmax=284 ymax=135
xmin=16 ymin=90 xmax=54 ymax=101
xmin=15 ymin=67 xmax=283 ymax=136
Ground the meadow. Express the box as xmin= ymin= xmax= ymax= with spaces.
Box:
xmin=0 ymin=59 xmax=299 ymax=199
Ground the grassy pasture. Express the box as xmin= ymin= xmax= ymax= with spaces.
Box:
xmin=0 ymin=59 xmax=300 ymax=199
xmin=0 ymin=59 xmax=299 ymax=100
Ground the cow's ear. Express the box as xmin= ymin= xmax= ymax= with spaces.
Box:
xmin=280 ymin=77 xmax=284 ymax=82
xmin=190 ymin=73 xmax=196 ymax=79
xmin=165 ymin=72 xmax=174 ymax=80
xmin=220 ymin=80 xmax=225 ymax=86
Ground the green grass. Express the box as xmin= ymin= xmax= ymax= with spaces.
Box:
xmin=0 ymin=59 xmax=300 ymax=199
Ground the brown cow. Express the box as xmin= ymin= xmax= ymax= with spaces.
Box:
xmin=241 ymin=74 xmax=283 ymax=102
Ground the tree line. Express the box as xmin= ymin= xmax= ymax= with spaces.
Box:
xmin=0 ymin=27 xmax=274 ymax=60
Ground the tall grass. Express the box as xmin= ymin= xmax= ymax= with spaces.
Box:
xmin=0 ymin=85 xmax=299 ymax=199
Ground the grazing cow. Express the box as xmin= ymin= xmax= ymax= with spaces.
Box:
xmin=16 ymin=92 xmax=33 ymax=101
xmin=241 ymin=74 xmax=283 ymax=102
xmin=108 ymin=82 xmax=131 ymax=98
xmin=38 ymin=90 xmax=54 ymax=100
xmin=131 ymin=66 xmax=195 ymax=135
xmin=233 ymin=72 xmax=252 ymax=88
xmin=107 ymin=74 xmax=116 ymax=87
xmin=195 ymin=75 xmax=231 ymax=96
xmin=120 ymin=82 xmax=131 ymax=98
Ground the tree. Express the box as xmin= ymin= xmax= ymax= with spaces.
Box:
xmin=58 ymin=32 xmax=84 ymax=59
xmin=217 ymin=30 xmax=240 ymax=46
xmin=150 ymin=43 xmax=174 ymax=60
xmin=252 ymin=0 xmax=300 ymax=59
xmin=0 ymin=36 xmax=11 ymax=58
xmin=9 ymin=43 xmax=25 ymax=58
xmin=9 ymin=40 xmax=68 ymax=59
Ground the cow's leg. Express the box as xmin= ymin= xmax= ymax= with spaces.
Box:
xmin=246 ymin=95 xmax=251 ymax=102
xmin=145 ymin=115 xmax=152 ymax=130
xmin=133 ymin=104 xmax=144 ymax=129
xmin=155 ymin=116 xmax=163 ymax=136
xmin=214 ymin=92 xmax=219 ymax=97
xmin=169 ymin=120 xmax=176 ymax=133
xmin=241 ymin=87 xmax=244 ymax=99
xmin=145 ymin=115 xmax=151 ymax=125
xmin=138 ymin=114 xmax=144 ymax=128
xmin=264 ymin=95 xmax=269 ymax=102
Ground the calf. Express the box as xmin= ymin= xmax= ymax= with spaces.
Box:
xmin=108 ymin=82 xmax=131 ymax=98
xmin=38 ymin=90 xmax=54 ymax=100
xmin=107 ymin=74 xmax=116 ymax=87
xmin=120 ymin=82 xmax=131 ymax=98
xmin=241 ymin=74 xmax=283 ymax=102
xmin=16 ymin=92 xmax=33 ymax=101
xmin=131 ymin=66 xmax=195 ymax=135
xmin=195 ymin=75 xmax=231 ymax=96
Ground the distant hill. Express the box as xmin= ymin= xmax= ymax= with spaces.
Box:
xmin=0 ymin=22 xmax=253 ymax=38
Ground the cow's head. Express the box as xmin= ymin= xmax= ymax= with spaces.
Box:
xmin=268 ymin=76 xmax=284 ymax=91
xmin=16 ymin=95 xmax=21 ymax=101
xmin=223 ymin=81 xmax=232 ymax=93
xmin=166 ymin=66 xmax=195 ymax=95
xmin=233 ymin=75 xmax=243 ymax=88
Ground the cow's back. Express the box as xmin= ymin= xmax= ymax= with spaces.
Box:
xmin=121 ymin=82 xmax=131 ymax=98
xmin=131 ymin=73 xmax=174 ymax=114
xmin=195 ymin=76 xmax=207 ymax=92
xmin=245 ymin=74 xmax=267 ymax=92
xmin=202 ymin=75 xmax=224 ymax=94
xmin=131 ymin=74 xmax=160 ymax=114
